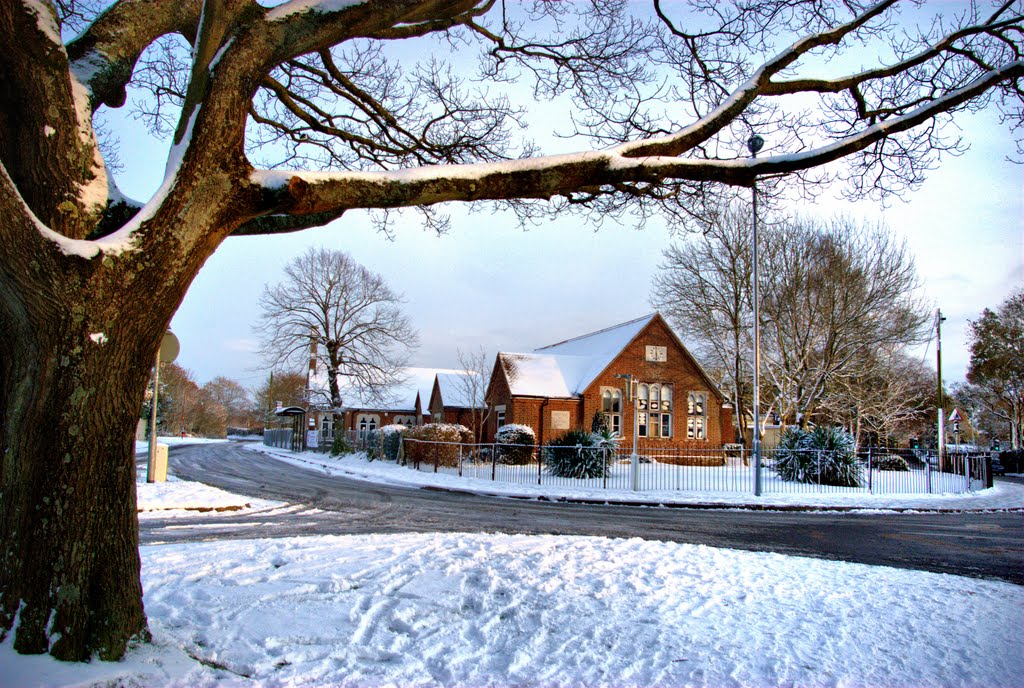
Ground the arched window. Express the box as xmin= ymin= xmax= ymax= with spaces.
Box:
xmin=601 ymin=387 xmax=622 ymax=435
xmin=687 ymin=393 xmax=706 ymax=440
xmin=637 ymin=383 xmax=673 ymax=438
xmin=357 ymin=414 xmax=380 ymax=439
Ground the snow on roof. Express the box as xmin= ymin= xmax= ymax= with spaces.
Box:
xmin=500 ymin=353 xmax=574 ymax=399
xmin=311 ymin=366 xmax=462 ymax=412
xmin=435 ymin=371 xmax=484 ymax=409
xmin=499 ymin=314 xmax=657 ymax=397
xmin=536 ymin=314 xmax=654 ymax=358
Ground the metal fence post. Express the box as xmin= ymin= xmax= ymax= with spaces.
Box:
xmin=867 ymin=446 xmax=873 ymax=494
xmin=491 ymin=444 xmax=497 ymax=481
xmin=538 ymin=447 xmax=543 ymax=485
xmin=603 ymin=446 xmax=609 ymax=490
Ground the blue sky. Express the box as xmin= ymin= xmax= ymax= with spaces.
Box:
xmin=101 ymin=15 xmax=1023 ymax=394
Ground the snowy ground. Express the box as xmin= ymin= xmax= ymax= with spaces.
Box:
xmin=4 ymin=530 xmax=1022 ymax=688
xmin=247 ymin=444 xmax=1024 ymax=512
xmin=135 ymin=437 xmax=281 ymax=514
xmin=2 ymin=442 xmax=1020 ymax=687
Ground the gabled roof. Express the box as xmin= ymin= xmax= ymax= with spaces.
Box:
xmin=498 ymin=314 xmax=657 ymax=398
xmin=435 ymin=371 xmax=485 ymax=409
xmin=496 ymin=313 xmax=726 ymax=402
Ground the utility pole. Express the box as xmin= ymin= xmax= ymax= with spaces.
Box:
xmin=935 ymin=308 xmax=946 ymax=470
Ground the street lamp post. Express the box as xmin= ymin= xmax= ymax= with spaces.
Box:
xmin=748 ymin=133 xmax=764 ymax=496
xmin=615 ymin=373 xmax=639 ymax=490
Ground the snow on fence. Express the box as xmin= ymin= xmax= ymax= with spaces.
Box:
xmin=397 ymin=438 xmax=991 ymax=497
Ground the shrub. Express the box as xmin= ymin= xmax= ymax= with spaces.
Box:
xmin=999 ymin=450 xmax=1023 ymax=473
xmin=364 ymin=428 xmax=383 ymax=461
xmin=773 ymin=425 xmax=862 ymax=487
xmin=544 ymin=429 xmax=609 ymax=479
xmin=380 ymin=424 xmax=406 ymax=462
xmin=591 ymin=410 xmax=609 ymax=434
xmin=403 ymin=423 xmax=465 ymax=467
xmin=330 ymin=434 xmax=354 ymax=457
xmin=872 ymin=453 xmax=909 ymax=471
xmin=495 ymin=424 xmax=536 ymax=465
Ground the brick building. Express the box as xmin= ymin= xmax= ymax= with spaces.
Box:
xmin=308 ymin=367 xmax=454 ymax=444
xmin=485 ymin=313 xmax=733 ymax=448
xmin=428 ymin=371 xmax=487 ymax=438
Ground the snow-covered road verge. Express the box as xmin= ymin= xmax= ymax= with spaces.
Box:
xmin=247 ymin=444 xmax=1024 ymax=512
xmin=135 ymin=437 xmax=281 ymax=514
xmin=3 ymin=532 xmax=1021 ymax=687
xmin=136 ymin=475 xmax=281 ymax=514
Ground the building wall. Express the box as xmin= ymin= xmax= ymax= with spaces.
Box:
xmin=579 ymin=316 xmax=728 ymax=448
xmin=485 ymin=316 xmax=730 ymax=449
xmin=504 ymin=397 xmax=583 ymax=447
xmin=485 ymin=361 xmax=513 ymax=442
xmin=339 ymin=409 xmax=418 ymax=432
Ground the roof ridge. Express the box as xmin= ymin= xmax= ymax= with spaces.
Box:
xmin=534 ymin=313 xmax=656 ymax=352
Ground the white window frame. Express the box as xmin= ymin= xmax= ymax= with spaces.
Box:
xmin=687 ymin=393 xmax=707 ymax=441
xmin=638 ymin=383 xmax=673 ymax=438
xmin=600 ymin=387 xmax=622 ymax=435
xmin=357 ymin=413 xmax=380 ymax=438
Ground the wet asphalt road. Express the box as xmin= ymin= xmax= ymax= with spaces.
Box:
xmin=139 ymin=442 xmax=1024 ymax=585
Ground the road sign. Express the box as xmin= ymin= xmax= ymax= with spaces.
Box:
xmin=159 ymin=330 xmax=180 ymax=363
xmin=948 ymin=408 xmax=961 ymax=423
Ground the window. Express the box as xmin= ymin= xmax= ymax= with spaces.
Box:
xmin=494 ymin=405 xmax=506 ymax=430
xmin=321 ymin=415 xmax=334 ymax=440
xmin=637 ymin=383 xmax=673 ymax=438
xmin=687 ymin=393 xmax=707 ymax=440
xmin=357 ymin=413 xmax=379 ymax=439
xmin=601 ymin=387 xmax=622 ymax=435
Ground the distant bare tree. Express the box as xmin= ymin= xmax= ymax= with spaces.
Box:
xmin=255 ymin=247 xmax=418 ymax=422
xmin=760 ymin=217 xmax=929 ymax=427
xmin=819 ymin=349 xmax=934 ymax=447
xmin=653 ymin=211 xmax=928 ymax=436
xmin=652 ymin=197 xmax=754 ymax=443
xmin=252 ymin=371 xmax=308 ymax=425
xmin=202 ymin=376 xmax=253 ymax=431
xmin=453 ymin=347 xmax=492 ymax=444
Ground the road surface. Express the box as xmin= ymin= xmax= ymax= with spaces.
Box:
xmin=139 ymin=442 xmax=1024 ymax=584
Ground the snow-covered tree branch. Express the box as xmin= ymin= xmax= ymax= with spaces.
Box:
xmin=1 ymin=0 xmax=1021 ymax=665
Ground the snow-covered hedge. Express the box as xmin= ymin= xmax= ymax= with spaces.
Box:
xmin=495 ymin=424 xmax=536 ymax=465
xmin=365 ymin=428 xmax=383 ymax=461
xmin=404 ymin=423 xmax=469 ymax=467
xmin=379 ymin=424 xmax=406 ymax=462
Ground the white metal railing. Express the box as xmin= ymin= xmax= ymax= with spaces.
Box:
xmin=395 ymin=438 xmax=992 ymax=497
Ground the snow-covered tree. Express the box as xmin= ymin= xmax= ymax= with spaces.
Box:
xmin=1 ymin=0 xmax=1021 ymax=663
